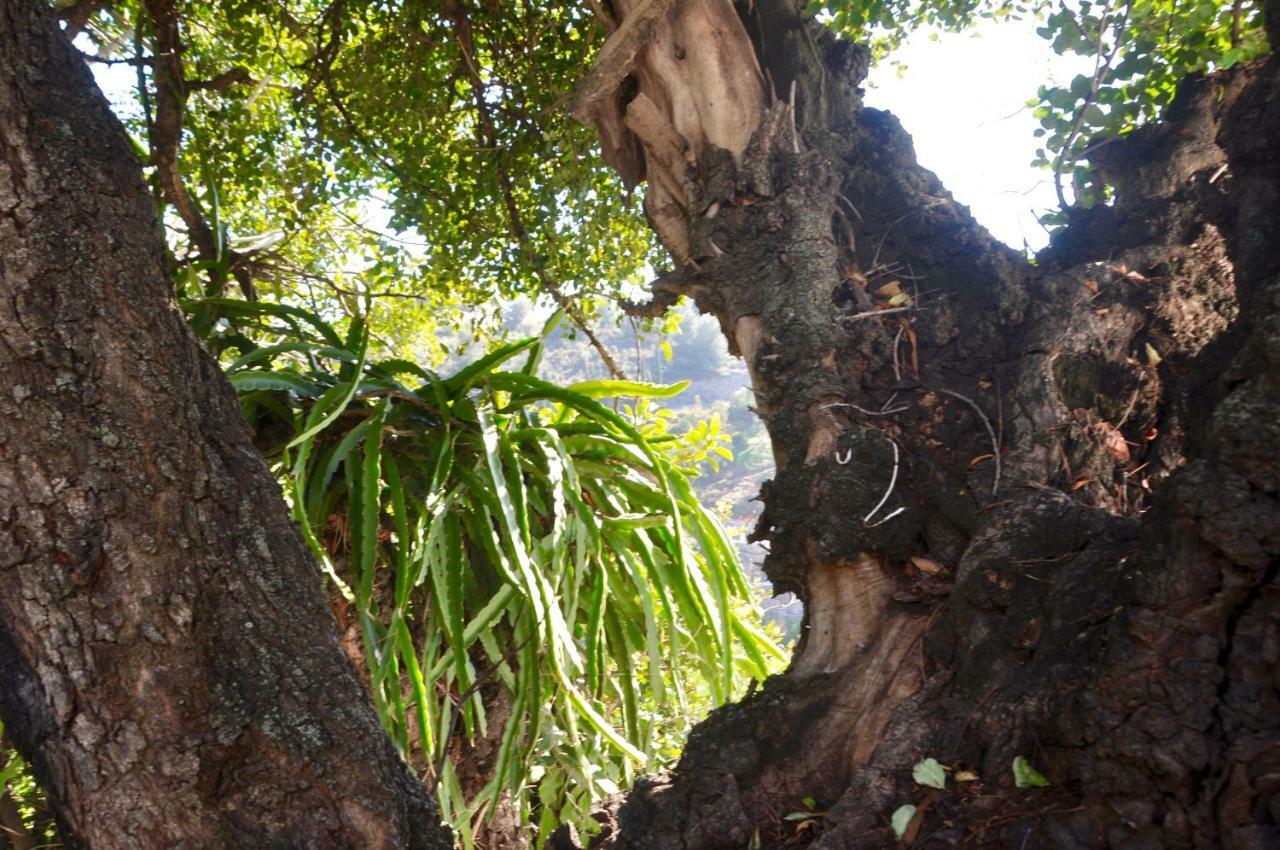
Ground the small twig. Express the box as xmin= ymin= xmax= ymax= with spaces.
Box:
xmin=584 ymin=0 xmax=617 ymax=32
xmin=844 ymin=306 xmax=915 ymax=322
xmin=892 ymin=324 xmax=905 ymax=382
xmin=187 ymin=67 xmax=256 ymax=92
xmin=788 ymin=79 xmax=799 ymax=154
xmin=870 ymin=209 xmax=919 ymax=269
xmin=995 ymin=372 xmax=1005 ymax=470
xmin=835 ymin=190 xmax=862 ymax=220
xmin=866 ymin=506 xmax=906 ymax=528
xmin=448 ymin=1 xmax=626 ymax=378
xmin=820 ymin=400 xmax=909 ymax=417
xmin=1124 ymin=461 xmax=1151 ymax=478
xmin=1116 ymin=387 xmax=1140 ymax=428
xmin=434 ymin=630 xmax=536 ymax=782
xmin=863 ymin=436 xmax=901 ymax=524
xmin=59 ymin=0 xmax=108 ymax=38
xmin=939 ymin=388 xmax=1002 ymax=495
xmin=1053 ymin=0 xmax=1132 ymax=208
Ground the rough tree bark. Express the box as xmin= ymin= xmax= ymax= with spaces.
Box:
xmin=559 ymin=0 xmax=1280 ymax=847
xmin=0 ymin=3 xmax=451 ymax=847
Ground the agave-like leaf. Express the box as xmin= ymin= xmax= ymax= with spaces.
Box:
xmin=221 ymin=306 xmax=783 ymax=843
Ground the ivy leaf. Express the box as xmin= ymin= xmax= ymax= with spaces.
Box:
xmin=912 ymin=757 xmax=947 ymax=790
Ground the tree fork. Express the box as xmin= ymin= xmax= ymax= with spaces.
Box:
xmin=0 ymin=3 xmax=451 ymax=847
xmin=568 ymin=1 xmax=1279 ymax=847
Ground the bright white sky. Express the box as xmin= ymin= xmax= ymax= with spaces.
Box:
xmin=865 ymin=16 xmax=1092 ymax=251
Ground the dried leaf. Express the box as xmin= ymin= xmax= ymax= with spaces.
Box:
xmin=903 ymin=322 xmax=920 ymax=377
xmin=1144 ymin=343 xmax=1162 ymax=366
xmin=877 ymin=280 xmax=903 ymax=297
xmin=844 ymin=267 xmax=867 ymax=287
xmin=955 ymin=770 xmax=980 ymax=782
xmin=1090 ymin=421 xmax=1131 ymax=463
xmin=1081 ymin=278 xmax=1100 ymax=294
xmin=911 ymin=556 xmax=945 ymax=576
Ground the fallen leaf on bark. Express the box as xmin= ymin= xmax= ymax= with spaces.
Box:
xmin=910 ymin=556 xmax=945 ymax=575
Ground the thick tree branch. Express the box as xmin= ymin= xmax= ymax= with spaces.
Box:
xmin=79 ymin=50 xmax=150 ymax=66
xmin=186 ymin=66 xmax=255 ymax=92
xmin=56 ymin=0 xmax=108 ymax=38
xmin=143 ymin=0 xmax=255 ymax=298
xmin=1053 ymin=0 xmax=1131 ymax=209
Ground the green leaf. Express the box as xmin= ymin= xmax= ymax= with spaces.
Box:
xmin=222 ymin=320 xmax=783 ymax=843
xmin=443 ymin=337 xmax=539 ymax=396
xmin=356 ymin=398 xmax=389 ymax=605
xmin=284 ymin=331 xmax=369 ymax=450
xmin=913 ymin=757 xmax=947 ymax=790
xmin=227 ymin=370 xmax=322 ymax=396
xmin=566 ymin=379 xmax=690 ymax=400
xmin=1013 ymin=756 xmax=1050 ymax=788
xmin=183 ymin=298 xmax=342 ymax=346
xmin=227 ymin=342 xmax=358 ymax=373
xmin=890 ymin=804 xmax=918 ymax=839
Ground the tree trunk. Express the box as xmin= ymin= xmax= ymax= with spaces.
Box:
xmin=0 ymin=3 xmax=451 ymax=848
xmin=562 ymin=1 xmax=1280 ymax=847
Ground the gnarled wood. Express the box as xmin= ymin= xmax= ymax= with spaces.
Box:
xmin=570 ymin=1 xmax=1279 ymax=847
xmin=576 ymin=0 xmax=766 ymax=260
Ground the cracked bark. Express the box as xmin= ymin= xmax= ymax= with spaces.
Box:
xmin=0 ymin=3 xmax=451 ymax=847
xmin=561 ymin=1 xmax=1280 ymax=848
